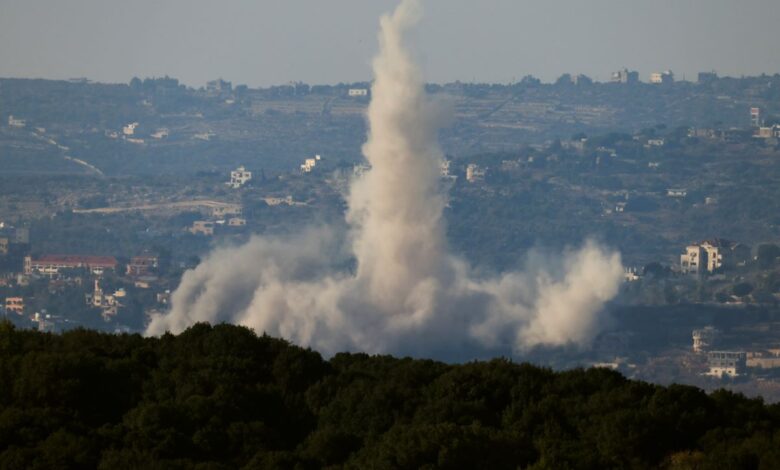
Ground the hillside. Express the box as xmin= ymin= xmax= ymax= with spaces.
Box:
xmin=2 ymin=75 xmax=779 ymax=176
xmin=1 ymin=322 xmax=778 ymax=469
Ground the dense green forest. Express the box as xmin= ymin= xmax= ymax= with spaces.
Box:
xmin=0 ymin=322 xmax=778 ymax=469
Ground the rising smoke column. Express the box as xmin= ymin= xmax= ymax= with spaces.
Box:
xmin=146 ymin=0 xmax=624 ymax=359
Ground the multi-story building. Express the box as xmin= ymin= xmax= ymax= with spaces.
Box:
xmin=700 ymin=240 xmax=725 ymax=273
xmin=25 ymin=255 xmax=118 ymax=277
xmin=650 ymin=70 xmax=674 ymax=84
xmin=681 ymin=244 xmax=705 ymax=274
xmin=751 ymin=107 xmax=762 ymax=127
xmin=707 ymin=351 xmax=747 ymax=377
xmin=126 ymin=256 xmax=159 ymax=277
xmin=681 ymin=239 xmax=741 ymax=274
xmin=228 ymin=166 xmax=252 ymax=188
xmin=4 ymin=297 xmax=24 ymax=315
xmin=466 ymin=164 xmax=485 ymax=183
xmin=611 ymin=68 xmax=639 ymax=84
xmin=85 ymin=280 xmax=123 ymax=319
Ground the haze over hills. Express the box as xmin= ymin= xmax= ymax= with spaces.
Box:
xmin=1 ymin=71 xmax=779 ymax=177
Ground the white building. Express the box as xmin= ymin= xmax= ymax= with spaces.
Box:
xmin=301 ymin=155 xmax=322 ymax=173
xmin=751 ymin=107 xmax=762 ymax=127
xmin=624 ymin=267 xmax=641 ymax=282
xmin=700 ymin=240 xmax=726 ymax=273
xmin=650 ymin=70 xmax=674 ymax=84
xmin=611 ymin=68 xmax=639 ymax=84
xmin=681 ymin=241 xmax=729 ymax=274
xmin=123 ymin=122 xmax=139 ymax=135
xmin=228 ymin=166 xmax=252 ymax=188
xmin=681 ymin=244 xmax=705 ymax=274
xmin=681 ymin=239 xmax=744 ymax=274
xmin=466 ymin=163 xmax=485 ymax=183
xmin=707 ymin=351 xmax=747 ymax=377
xmin=85 ymin=279 xmax=123 ymax=320
xmin=348 ymin=88 xmax=369 ymax=97
xmin=7 ymin=115 xmax=26 ymax=128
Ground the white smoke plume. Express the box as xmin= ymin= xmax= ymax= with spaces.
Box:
xmin=146 ymin=0 xmax=624 ymax=359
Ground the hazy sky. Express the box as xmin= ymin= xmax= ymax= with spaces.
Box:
xmin=1 ymin=0 xmax=779 ymax=87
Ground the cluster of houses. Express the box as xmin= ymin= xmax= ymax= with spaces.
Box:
xmin=2 ymin=252 xmax=164 ymax=329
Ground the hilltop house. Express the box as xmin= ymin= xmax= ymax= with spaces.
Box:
xmin=680 ymin=239 xmax=750 ymax=274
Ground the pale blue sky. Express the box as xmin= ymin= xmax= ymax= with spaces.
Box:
xmin=1 ymin=0 xmax=779 ymax=87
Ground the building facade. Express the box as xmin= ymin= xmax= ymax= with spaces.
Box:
xmin=190 ymin=221 xmax=215 ymax=236
xmin=126 ymin=256 xmax=159 ymax=277
xmin=25 ymin=255 xmax=118 ymax=277
xmin=650 ymin=70 xmax=674 ymax=84
xmin=4 ymin=297 xmax=24 ymax=315
xmin=680 ymin=239 xmax=744 ymax=274
xmin=228 ymin=166 xmax=252 ymax=188
xmin=466 ymin=163 xmax=485 ymax=183
xmin=707 ymin=351 xmax=747 ymax=377
xmin=751 ymin=107 xmax=762 ymax=127
xmin=611 ymin=68 xmax=639 ymax=84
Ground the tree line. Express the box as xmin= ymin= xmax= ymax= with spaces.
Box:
xmin=0 ymin=321 xmax=778 ymax=469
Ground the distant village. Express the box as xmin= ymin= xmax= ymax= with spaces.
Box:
xmin=2 ymin=72 xmax=780 ymax=399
